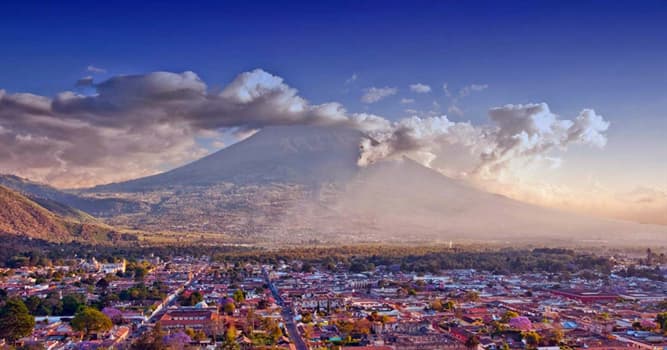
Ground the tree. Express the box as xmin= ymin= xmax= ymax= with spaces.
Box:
xmin=225 ymin=324 xmax=237 ymax=342
xmin=220 ymin=323 xmax=241 ymax=350
xmin=257 ymin=299 xmax=269 ymax=309
xmin=301 ymin=312 xmax=313 ymax=323
xmin=132 ymin=322 xmax=166 ymax=350
xmin=431 ymin=299 xmax=444 ymax=311
xmin=381 ymin=315 xmax=391 ymax=324
xmin=193 ymin=329 xmax=207 ymax=342
xmin=464 ymin=290 xmax=480 ymax=302
xmin=219 ymin=340 xmax=241 ymax=350
xmin=656 ymin=312 xmax=667 ymax=330
xmin=224 ymin=302 xmax=236 ymax=315
xmin=96 ymin=278 xmax=109 ymax=290
xmin=270 ymin=325 xmax=284 ymax=343
xmin=39 ymin=292 xmax=63 ymax=315
xmin=219 ymin=324 xmax=240 ymax=350
xmin=134 ymin=266 xmax=148 ymax=281
xmin=190 ymin=291 xmax=203 ymax=305
xmin=184 ymin=327 xmax=196 ymax=339
xmin=178 ymin=290 xmax=203 ymax=306
xmin=62 ymin=294 xmax=86 ymax=315
xmin=509 ymin=316 xmax=532 ymax=331
xmin=302 ymin=325 xmax=313 ymax=341
xmin=465 ymin=335 xmax=480 ymax=349
xmin=24 ymin=295 xmax=42 ymax=315
xmin=502 ymin=310 xmax=519 ymax=323
xmin=368 ymin=311 xmax=380 ymax=322
xmin=163 ymin=331 xmax=191 ymax=350
xmin=523 ymin=331 xmax=541 ymax=349
xmin=335 ymin=320 xmax=355 ymax=337
xmin=71 ymin=307 xmax=113 ymax=339
xmin=232 ymin=289 xmax=245 ymax=303
xmin=549 ymin=327 xmax=564 ymax=345
xmin=443 ymin=300 xmax=456 ymax=310
xmin=301 ymin=262 xmax=314 ymax=273
xmin=0 ymin=297 xmax=35 ymax=342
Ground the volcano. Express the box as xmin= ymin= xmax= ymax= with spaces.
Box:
xmin=24 ymin=125 xmax=667 ymax=244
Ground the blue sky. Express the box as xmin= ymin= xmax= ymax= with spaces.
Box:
xmin=3 ymin=1 xmax=666 ymax=119
xmin=0 ymin=0 xmax=665 ymax=220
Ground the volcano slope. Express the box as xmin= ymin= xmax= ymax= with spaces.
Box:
xmin=45 ymin=125 xmax=667 ymax=244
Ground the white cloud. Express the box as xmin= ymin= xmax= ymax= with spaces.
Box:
xmin=358 ymin=115 xmax=483 ymax=167
xmin=4 ymin=70 xmax=651 ymax=224
xmin=86 ymin=65 xmax=106 ymax=74
xmin=409 ymin=83 xmax=431 ymax=93
xmin=76 ymin=76 xmax=94 ymax=87
xmin=442 ymin=83 xmax=452 ymax=98
xmin=477 ymin=103 xmax=609 ymax=176
xmin=447 ymin=105 xmax=464 ymax=116
xmin=0 ymin=69 xmax=352 ymax=187
xmin=0 ymin=67 xmax=610 ymax=198
xmin=358 ymin=102 xmax=610 ymax=184
xmin=361 ymin=87 xmax=398 ymax=103
xmin=211 ymin=140 xmax=226 ymax=149
xmin=442 ymin=82 xmax=489 ymax=116
xmin=345 ymin=73 xmax=357 ymax=85
xmin=400 ymin=98 xmax=415 ymax=104
xmin=459 ymin=83 xmax=488 ymax=97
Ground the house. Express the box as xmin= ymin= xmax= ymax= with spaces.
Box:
xmin=159 ymin=307 xmax=221 ymax=335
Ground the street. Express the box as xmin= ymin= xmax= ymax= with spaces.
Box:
xmin=264 ymin=268 xmax=308 ymax=350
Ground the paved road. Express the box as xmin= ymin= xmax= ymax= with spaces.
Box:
xmin=124 ymin=265 xmax=207 ymax=347
xmin=148 ymin=265 xmax=203 ymax=322
xmin=264 ymin=268 xmax=308 ymax=350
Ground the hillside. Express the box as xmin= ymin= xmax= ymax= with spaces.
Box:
xmin=0 ymin=174 xmax=147 ymax=217
xmin=29 ymin=196 xmax=97 ymax=223
xmin=0 ymin=185 xmax=126 ymax=242
xmin=0 ymin=185 xmax=72 ymax=240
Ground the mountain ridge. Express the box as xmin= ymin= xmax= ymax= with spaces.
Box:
xmin=0 ymin=174 xmax=147 ymax=217
xmin=0 ymin=185 xmax=124 ymax=242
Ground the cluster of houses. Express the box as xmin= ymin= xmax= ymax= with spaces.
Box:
xmin=265 ymin=260 xmax=666 ymax=350
xmin=1 ymin=253 xmax=665 ymax=350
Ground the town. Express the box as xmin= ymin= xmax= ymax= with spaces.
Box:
xmin=2 ymin=1 xmax=666 ymax=350
xmin=0 ymin=247 xmax=665 ymax=350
